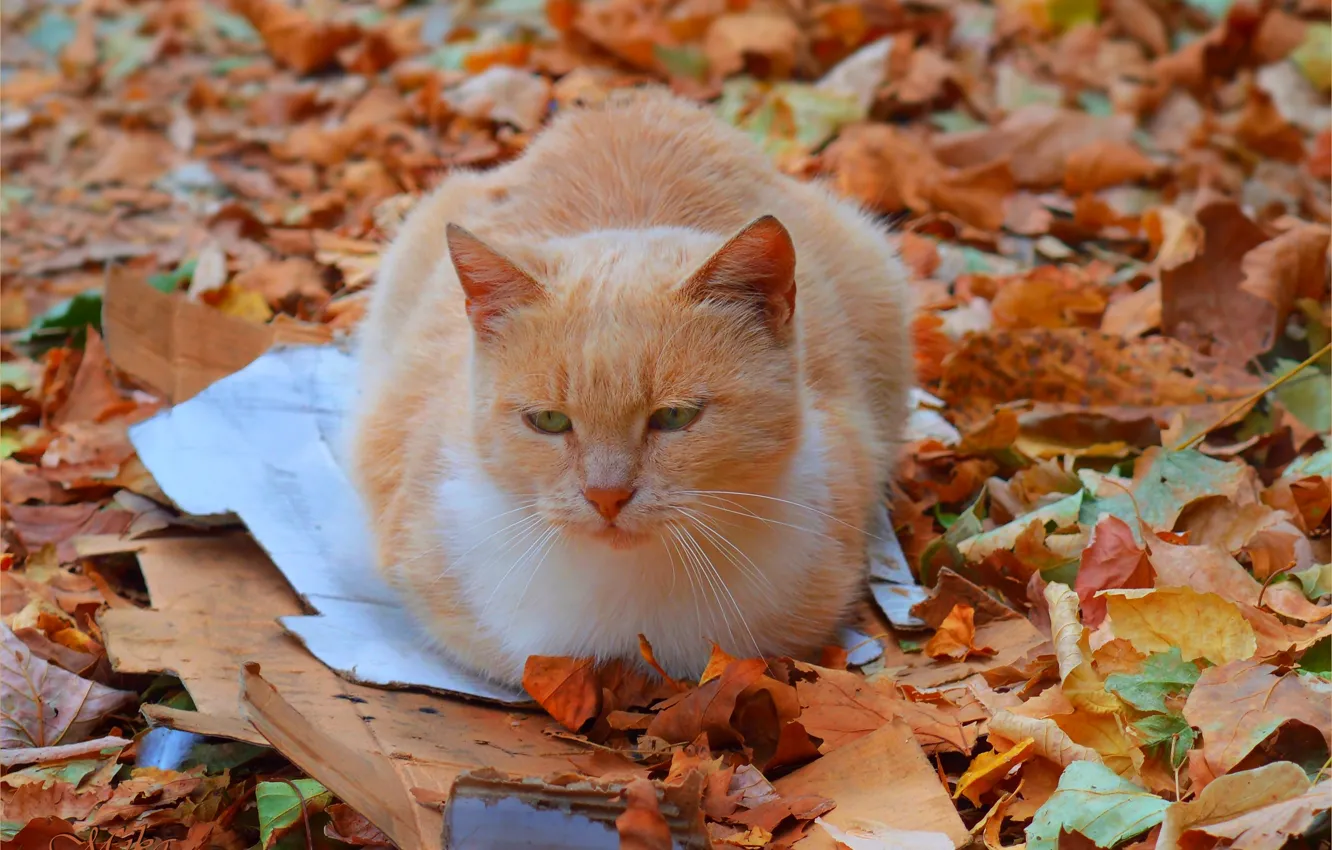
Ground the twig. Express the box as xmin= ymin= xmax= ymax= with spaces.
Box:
xmin=1173 ymin=342 xmax=1332 ymax=452
xmin=278 ymin=777 xmax=315 ymax=850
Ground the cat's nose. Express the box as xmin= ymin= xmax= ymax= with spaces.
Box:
xmin=584 ymin=486 xmax=635 ymax=522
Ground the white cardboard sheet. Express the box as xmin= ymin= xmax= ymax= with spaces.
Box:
xmin=129 ymin=345 xmax=923 ymax=700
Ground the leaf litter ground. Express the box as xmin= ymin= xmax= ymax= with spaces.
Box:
xmin=1 ymin=0 xmax=1330 ymax=847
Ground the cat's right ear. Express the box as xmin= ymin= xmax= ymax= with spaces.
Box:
xmin=447 ymin=223 xmax=543 ymax=338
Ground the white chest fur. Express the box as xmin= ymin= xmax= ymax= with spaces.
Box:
xmin=430 ymin=415 xmax=836 ymax=679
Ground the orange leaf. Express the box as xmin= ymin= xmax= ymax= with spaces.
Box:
xmin=925 ymin=604 xmax=996 ymax=661
xmin=230 ymin=0 xmax=361 ymax=75
xmin=522 ymin=656 xmax=601 ymax=731
xmin=953 ymin=737 xmax=1035 ymax=805
xmin=646 ymin=657 xmax=766 ymax=747
xmin=615 ymin=778 xmax=672 ymax=850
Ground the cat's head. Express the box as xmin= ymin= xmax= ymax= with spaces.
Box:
xmin=450 ymin=216 xmax=804 ymax=548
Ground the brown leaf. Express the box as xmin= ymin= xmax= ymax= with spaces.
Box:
xmin=1235 ymin=87 xmax=1307 ymax=162
xmin=989 ymin=267 xmax=1108 ymax=330
xmin=0 ymin=624 xmax=134 ymax=749
xmin=522 ymin=656 xmax=601 ymax=732
xmin=725 ymin=794 xmax=836 ymax=833
xmin=1074 ymin=516 xmax=1154 ymax=628
xmin=51 ymin=331 xmax=128 ymax=428
xmin=230 ymin=0 xmax=361 ymax=74
xmin=791 ymin=663 xmax=897 ymax=752
xmin=704 ymin=14 xmax=806 ymax=80
xmin=1062 ymin=141 xmax=1161 ymax=195
xmin=933 ymin=105 xmax=1136 ymax=188
xmin=937 ymin=328 xmax=1265 ymax=422
xmin=824 ymin=124 xmax=1013 ymax=231
xmin=925 ymin=604 xmax=997 ymax=661
xmin=1168 ymin=778 xmax=1332 ymax=848
xmin=615 ymin=778 xmax=672 ymax=850
xmin=324 ymin=803 xmax=394 ymax=846
xmin=81 ymin=132 xmax=178 ymax=188
xmin=911 ymin=569 xmax=1019 ymax=629
xmin=1159 ymin=200 xmax=1277 ymax=365
xmin=1185 ymin=660 xmax=1331 ymax=787
xmin=646 ymin=657 xmax=766 ymax=747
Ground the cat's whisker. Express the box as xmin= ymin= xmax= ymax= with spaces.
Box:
xmin=682 ymin=490 xmax=885 ymax=541
xmin=673 ymin=524 xmax=735 ymax=650
xmin=426 ymin=512 xmax=544 ymax=588
xmin=676 ymin=523 xmax=762 ymax=659
xmin=686 ymin=495 xmax=837 ymax=541
xmin=665 ymin=524 xmax=706 ymax=644
xmin=479 ymin=522 xmax=559 ymax=620
xmin=676 ymin=507 xmax=777 ymax=597
xmin=512 ymin=527 xmax=563 ymax=614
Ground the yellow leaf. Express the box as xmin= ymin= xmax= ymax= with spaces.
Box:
xmin=1103 ymin=587 xmax=1257 ymax=664
xmin=988 ymin=711 xmax=1103 ymax=767
xmin=1045 ymin=583 xmax=1123 ymax=715
xmin=699 ymin=642 xmax=737 ymax=685
xmin=211 ymin=283 xmax=274 ymax=324
xmin=1055 ymin=710 xmax=1145 ymax=780
xmin=954 ymin=738 xmax=1035 ymax=805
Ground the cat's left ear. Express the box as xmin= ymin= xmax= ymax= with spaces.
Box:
xmin=447 ymin=223 xmax=544 ymax=338
xmin=682 ymin=215 xmax=797 ymax=335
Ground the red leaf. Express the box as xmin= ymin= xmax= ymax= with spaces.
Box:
xmin=1075 ymin=515 xmax=1154 ymax=627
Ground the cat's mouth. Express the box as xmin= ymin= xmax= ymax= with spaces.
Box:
xmin=586 ymin=524 xmax=651 ymax=550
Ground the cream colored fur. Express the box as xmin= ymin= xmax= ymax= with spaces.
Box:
xmin=350 ymin=88 xmax=912 ymax=686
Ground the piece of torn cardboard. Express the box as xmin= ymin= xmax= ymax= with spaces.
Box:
xmin=101 ymin=532 xmax=968 ymax=849
xmin=102 ymin=268 xmax=333 ymax=405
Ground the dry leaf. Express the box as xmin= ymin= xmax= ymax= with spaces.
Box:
xmin=230 ymin=0 xmax=361 ymax=74
xmin=925 ymin=604 xmax=997 ymax=661
xmin=1075 ymin=516 xmax=1153 ymax=628
xmin=1183 ymin=659 xmax=1331 ymax=784
xmin=616 ymin=778 xmax=673 ymax=850
xmin=987 ymin=711 xmax=1103 ymax=767
xmin=953 ymin=738 xmax=1034 ymax=805
xmin=1103 ymin=587 xmax=1256 ymax=664
xmin=1156 ymin=762 xmax=1311 ymax=850
xmin=522 ymin=656 xmax=601 ymax=731
xmin=0 ymin=624 xmax=135 ymax=749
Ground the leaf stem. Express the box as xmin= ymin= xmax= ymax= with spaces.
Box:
xmin=1173 ymin=342 xmax=1332 ymax=452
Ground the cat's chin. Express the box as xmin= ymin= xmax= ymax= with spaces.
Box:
xmin=582 ymin=525 xmax=652 ymax=550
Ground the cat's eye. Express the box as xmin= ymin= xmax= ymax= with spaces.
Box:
xmin=648 ymin=405 xmax=702 ymax=431
xmin=527 ymin=410 xmax=573 ymax=434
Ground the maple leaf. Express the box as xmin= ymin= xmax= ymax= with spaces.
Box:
xmin=790 ymin=664 xmax=898 ymax=753
xmin=0 ymin=624 xmax=134 ymax=751
xmin=646 ymin=657 xmax=766 ymax=748
xmin=925 ymin=604 xmax=997 ymax=661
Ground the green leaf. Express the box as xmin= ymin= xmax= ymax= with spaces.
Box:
xmin=19 ymin=289 xmax=104 ymax=346
xmin=1299 ymin=636 xmax=1332 ymax=678
xmin=206 ymin=7 xmax=260 ymax=43
xmin=1182 ymin=0 xmax=1233 ymax=19
xmin=1291 ymin=23 xmax=1332 ymax=93
xmin=1131 ymin=714 xmax=1196 ymax=768
xmin=1283 ymin=446 xmax=1332 ymax=481
xmin=256 ymin=778 xmax=333 ymax=849
xmin=919 ymin=490 xmax=986 ymax=586
xmin=929 ymin=110 xmax=984 ymax=133
xmin=1079 ymin=450 xmax=1250 ymax=539
xmin=716 ymin=78 xmax=865 ymax=160
xmin=1 ymin=432 xmax=20 ymax=459
xmin=147 ymin=258 xmax=198 ymax=294
xmin=957 ymin=491 xmax=1083 ymax=562
xmin=1026 ymin=761 xmax=1170 ymax=850
xmin=898 ymin=638 xmax=925 ymax=654
xmin=1105 ymin=648 xmax=1202 ymax=714
xmin=1273 ymin=359 xmax=1331 ymax=435
xmin=28 ymin=11 xmax=77 ymax=56
xmin=1294 ymin=563 xmax=1331 ymax=600
xmin=1047 ymin=0 xmax=1099 ymax=32
xmin=0 ymin=362 xmax=34 ymax=392
xmin=654 ymin=44 xmax=708 ymax=81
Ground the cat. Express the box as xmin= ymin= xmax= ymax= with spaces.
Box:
xmin=350 ymin=88 xmax=913 ymax=687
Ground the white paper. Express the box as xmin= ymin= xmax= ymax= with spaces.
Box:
xmin=129 ymin=344 xmax=525 ymax=704
xmin=130 ymin=345 xmax=927 ymax=698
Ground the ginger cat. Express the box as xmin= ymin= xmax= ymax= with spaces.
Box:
xmin=350 ymin=89 xmax=912 ymax=687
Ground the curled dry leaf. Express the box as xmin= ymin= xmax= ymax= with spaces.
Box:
xmin=0 ymin=624 xmax=135 ymax=750
xmin=925 ymin=604 xmax=997 ymax=661
xmin=953 ymin=737 xmax=1034 ymax=805
xmin=1163 ymin=778 xmax=1332 ymax=849
xmin=1043 ymin=583 xmax=1120 ymax=715
xmin=988 ymin=711 xmax=1103 ymax=768
xmin=646 ymin=657 xmax=766 ymax=747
